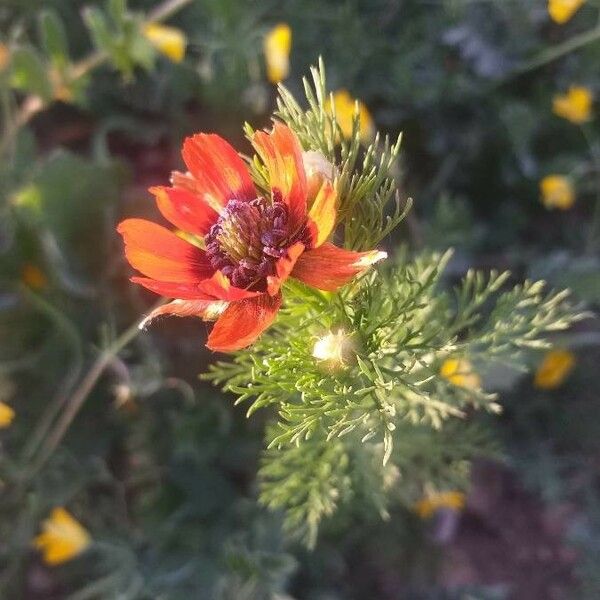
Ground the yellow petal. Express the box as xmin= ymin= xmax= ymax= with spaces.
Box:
xmin=539 ymin=175 xmax=575 ymax=210
xmin=143 ymin=22 xmax=187 ymax=63
xmin=21 ymin=263 xmax=48 ymax=290
xmin=325 ymin=89 xmax=375 ymax=144
xmin=534 ymin=349 xmax=575 ymax=389
xmin=415 ymin=491 xmax=466 ymax=519
xmin=440 ymin=358 xmax=481 ymax=390
xmin=0 ymin=402 xmax=15 ymax=428
xmin=33 ymin=507 xmax=91 ymax=565
xmin=548 ymin=0 xmax=586 ymax=24
xmin=553 ymin=86 xmax=593 ymax=124
xmin=264 ymin=23 xmax=292 ymax=83
xmin=0 ymin=43 xmax=10 ymax=72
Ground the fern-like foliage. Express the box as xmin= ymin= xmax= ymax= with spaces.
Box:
xmin=274 ymin=57 xmax=411 ymax=250
xmin=204 ymin=250 xmax=583 ymax=545
xmin=203 ymin=61 xmax=585 ymax=547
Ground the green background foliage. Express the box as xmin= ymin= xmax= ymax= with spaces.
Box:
xmin=1 ymin=0 xmax=599 ymax=598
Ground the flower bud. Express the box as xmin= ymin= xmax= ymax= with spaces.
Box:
xmin=312 ymin=329 xmax=354 ymax=368
xmin=302 ymin=150 xmax=337 ymax=200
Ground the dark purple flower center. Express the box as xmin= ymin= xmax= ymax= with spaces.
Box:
xmin=205 ymin=195 xmax=306 ymax=291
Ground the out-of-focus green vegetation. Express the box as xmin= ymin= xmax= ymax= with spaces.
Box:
xmin=0 ymin=0 xmax=599 ymax=598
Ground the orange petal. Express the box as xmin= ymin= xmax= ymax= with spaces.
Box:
xmin=306 ymin=180 xmax=337 ymax=248
xmin=131 ymin=277 xmax=217 ymax=300
xmin=139 ymin=298 xmax=228 ymax=328
xmin=118 ymin=219 xmax=213 ymax=282
xmin=291 ymin=243 xmax=386 ymax=291
xmin=151 ymin=185 xmax=219 ymax=236
xmin=267 ymin=241 xmax=305 ymax=296
xmin=252 ymin=122 xmax=307 ymax=230
xmin=207 ymin=293 xmax=282 ymax=352
xmin=197 ymin=271 xmax=261 ymax=302
xmin=181 ymin=134 xmax=256 ymax=211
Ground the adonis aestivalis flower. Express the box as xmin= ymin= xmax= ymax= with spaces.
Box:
xmin=118 ymin=123 xmax=386 ymax=352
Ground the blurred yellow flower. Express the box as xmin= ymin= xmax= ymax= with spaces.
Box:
xmin=143 ymin=23 xmax=187 ymax=63
xmin=326 ymin=89 xmax=375 ymax=143
xmin=415 ymin=491 xmax=466 ymax=519
xmin=21 ymin=263 xmax=48 ymax=290
xmin=34 ymin=508 xmax=91 ymax=565
xmin=0 ymin=43 xmax=10 ymax=72
xmin=540 ymin=175 xmax=575 ymax=210
xmin=534 ymin=349 xmax=575 ymax=389
xmin=264 ymin=23 xmax=292 ymax=83
xmin=548 ymin=0 xmax=586 ymax=24
xmin=553 ymin=86 xmax=593 ymax=124
xmin=440 ymin=358 xmax=481 ymax=390
xmin=0 ymin=402 xmax=15 ymax=428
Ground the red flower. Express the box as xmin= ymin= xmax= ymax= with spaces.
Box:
xmin=118 ymin=123 xmax=386 ymax=352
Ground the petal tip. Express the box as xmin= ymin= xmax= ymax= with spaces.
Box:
xmin=354 ymin=250 xmax=387 ymax=268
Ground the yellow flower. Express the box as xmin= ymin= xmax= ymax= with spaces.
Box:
xmin=440 ymin=358 xmax=481 ymax=390
xmin=143 ymin=23 xmax=187 ymax=63
xmin=0 ymin=43 xmax=10 ymax=72
xmin=548 ymin=0 xmax=586 ymax=24
xmin=33 ymin=508 xmax=91 ymax=565
xmin=263 ymin=23 xmax=292 ymax=84
xmin=0 ymin=402 xmax=15 ymax=428
xmin=553 ymin=86 xmax=593 ymax=124
xmin=415 ymin=491 xmax=466 ymax=519
xmin=325 ymin=89 xmax=375 ymax=144
xmin=534 ymin=349 xmax=575 ymax=389
xmin=313 ymin=330 xmax=353 ymax=367
xmin=21 ymin=263 xmax=48 ymax=290
xmin=539 ymin=175 xmax=575 ymax=210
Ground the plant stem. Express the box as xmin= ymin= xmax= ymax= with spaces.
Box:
xmin=26 ymin=299 xmax=165 ymax=477
xmin=19 ymin=287 xmax=84 ymax=462
xmin=0 ymin=0 xmax=193 ymax=157
xmin=0 ymin=95 xmax=44 ymax=157
xmin=511 ymin=23 xmax=600 ymax=77
xmin=581 ymin=124 xmax=600 ymax=254
xmin=148 ymin=0 xmax=192 ymax=21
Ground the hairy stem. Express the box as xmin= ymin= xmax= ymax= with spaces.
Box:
xmin=26 ymin=299 xmax=165 ymax=477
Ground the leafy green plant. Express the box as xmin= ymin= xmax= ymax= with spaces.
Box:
xmin=205 ymin=62 xmax=585 ymax=547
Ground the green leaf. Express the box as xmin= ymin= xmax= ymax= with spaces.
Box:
xmin=108 ymin=0 xmax=128 ymax=28
xmin=13 ymin=150 xmax=125 ymax=278
xmin=9 ymin=47 xmax=52 ymax=100
xmin=39 ymin=9 xmax=69 ymax=69
xmin=82 ymin=7 xmax=113 ymax=54
xmin=128 ymin=28 xmax=156 ymax=72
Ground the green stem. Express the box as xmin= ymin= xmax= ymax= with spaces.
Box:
xmin=511 ymin=24 xmax=600 ymax=78
xmin=581 ymin=124 xmax=600 ymax=254
xmin=148 ymin=0 xmax=192 ymax=21
xmin=19 ymin=287 xmax=84 ymax=462
xmin=26 ymin=299 xmax=165 ymax=477
xmin=0 ymin=95 xmax=44 ymax=158
xmin=0 ymin=0 xmax=193 ymax=157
